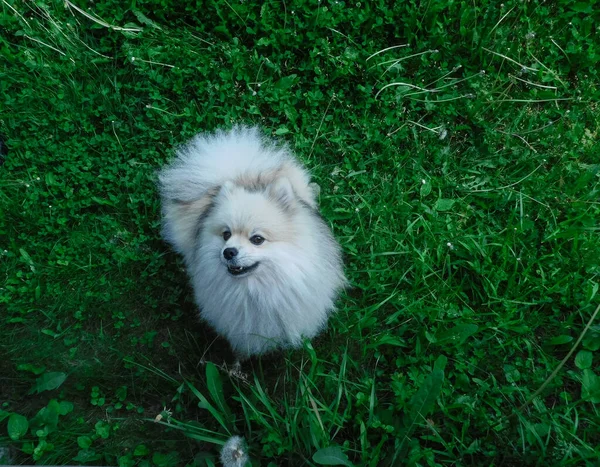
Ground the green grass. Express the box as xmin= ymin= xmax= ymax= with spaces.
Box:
xmin=1 ymin=0 xmax=599 ymax=465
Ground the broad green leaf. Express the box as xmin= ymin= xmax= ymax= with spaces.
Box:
xmin=547 ymin=335 xmax=573 ymax=346
xmin=312 ymin=446 xmax=354 ymax=466
xmin=58 ymin=401 xmax=74 ymax=415
xmin=73 ymin=449 xmax=101 ymax=463
xmin=406 ymin=369 xmax=444 ymax=423
xmin=367 ymin=335 xmax=406 ymax=348
xmin=205 ymin=362 xmax=232 ymax=422
xmin=394 ymin=368 xmax=444 ymax=462
xmin=274 ymin=127 xmax=290 ymax=135
xmin=420 ymin=181 xmax=432 ymax=197
xmin=435 ymin=198 xmax=455 ymax=211
xmin=582 ymin=369 xmax=600 ymax=403
xmin=29 ymin=372 xmax=67 ymax=394
xmin=434 ymin=324 xmax=478 ymax=345
xmin=575 ymin=350 xmax=593 ymax=370
xmin=8 ymin=413 xmax=29 ymax=440
xmin=134 ymin=444 xmax=149 ymax=456
xmin=582 ymin=325 xmax=600 ymax=351
xmin=95 ymin=420 xmax=110 ymax=439
xmin=77 ymin=436 xmax=92 ymax=449
xmin=434 ymin=355 xmax=448 ymax=372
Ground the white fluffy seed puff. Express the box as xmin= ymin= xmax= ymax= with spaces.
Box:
xmin=220 ymin=436 xmax=249 ymax=467
xmin=158 ymin=126 xmax=347 ymax=359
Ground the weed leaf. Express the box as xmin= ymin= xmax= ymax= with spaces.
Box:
xmin=77 ymin=436 xmax=92 ymax=449
xmin=395 ymin=368 xmax=445 ymax=461
xmin=205 ymin=362 xmax=232 ymax=422
xmin=313 ymin=446 xmax=354 ymax=466
xmin=433 ymin=324 xmax=478 ymax=345
xmin=582 ymin=369 xmax=600 ymax=403
xmin=435 ymin=198 xmax=455 ymax=211
xmin=8 ymin=413 xmax=29 ymax=440
xmin=29 ymin=372 xmax=67 ymax=394
xmin=575 ymin=350 xmax=593 ymax=370
xmin=548 ymin=335 xmax=573 ymax=346
xmin=407 ymin=369 xmax=444 ymax=423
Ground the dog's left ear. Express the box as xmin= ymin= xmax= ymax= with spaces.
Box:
xmin=268 ymin=177 xmax=295 ymax=208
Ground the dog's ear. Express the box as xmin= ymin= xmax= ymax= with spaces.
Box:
xmin=219 ymin=180 xmax=236 ymax=198
xmin=308 ymin=182 xmax=321 ymax=204
xmin=161 ymin=194 xmax=214 ymax=260
xmin=268 ymin=177 xmax=295 ymax=208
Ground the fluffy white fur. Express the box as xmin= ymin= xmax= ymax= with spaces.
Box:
xmin=159 ymin=126 xmax=346 ymax=359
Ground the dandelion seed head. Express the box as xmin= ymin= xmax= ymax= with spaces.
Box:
xmin=220 ymin=436 xmax=249 ymax=467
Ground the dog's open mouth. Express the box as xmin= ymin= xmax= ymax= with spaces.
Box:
xmin=227 ymin=262 xmax=260 ymax=276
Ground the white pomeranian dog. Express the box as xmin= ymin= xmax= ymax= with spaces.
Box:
xmin=158 ymin=126 xmax=346 ymax=359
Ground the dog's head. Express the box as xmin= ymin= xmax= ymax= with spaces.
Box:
xmin=200 ymin=178 xmax=306 ymax=278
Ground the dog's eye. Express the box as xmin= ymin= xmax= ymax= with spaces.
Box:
xmin=250 ymin=235 xmax=265 ymax=245
xmin=223 ymin=231 xmax=231 ymax=241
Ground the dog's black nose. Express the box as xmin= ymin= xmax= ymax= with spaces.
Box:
xmin=223 ymin=248 xmax=238 ymax=260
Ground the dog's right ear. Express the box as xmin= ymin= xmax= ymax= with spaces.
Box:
xmin=308 ymin=182 xmax=321 ymax=204
xmin=161 ymin=193 xmax=215 ymax=261
xmin=218 ymin=180 xmax=236 ymax=198
xmin=268 ymin=177 xmax=295 ymax=209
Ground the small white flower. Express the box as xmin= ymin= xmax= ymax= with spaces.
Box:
xmin=252 ymin=91 xmax=257 ymax=96
xmin=25 ymin=184 xmax=30 ymax=187
xmin=447 ymin=242 xmax=454 ymax=250
xmin=36 ymin=176 xmax=41 ymax=180
xmin=131 ymin=56 xmax=135 ymax=62
xmin=421 ymin=179 xmax=426 ymax=184
xmin=355 ymin=207 xmax=359 ymax=212
xmin=220 ymin=436 xmax=249 ymax=467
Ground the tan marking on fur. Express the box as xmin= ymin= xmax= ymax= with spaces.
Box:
xmin=232 ymin=162 xmax=317 ymax=208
